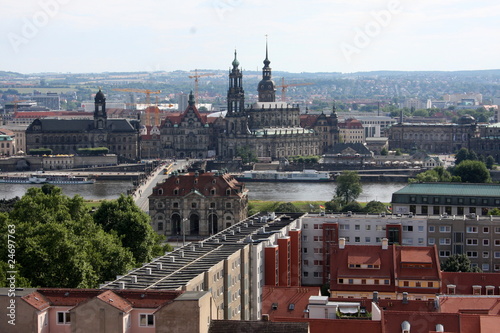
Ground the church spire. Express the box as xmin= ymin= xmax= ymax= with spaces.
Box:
xmin=258 ymin=35 xmax=276 ymax=102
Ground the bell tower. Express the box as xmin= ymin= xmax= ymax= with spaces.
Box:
xmin=94 ymin=89 xmax=107 ymax=130
xmin=227 ymin=50 xmax=245 ymax=116
xmin=257 ymin=37 xmax=276 ymax=102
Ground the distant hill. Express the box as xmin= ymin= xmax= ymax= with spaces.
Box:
xmin=0 ymin=71 xmax=24 ymax=77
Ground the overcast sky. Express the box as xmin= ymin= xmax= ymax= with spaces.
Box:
xmin=1 ymin=0 xmax=499 ymax=74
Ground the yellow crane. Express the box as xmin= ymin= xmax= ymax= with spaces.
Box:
xmin=112 ymin=88 xmax=161 ymax=126
xmin=277 ymin=77 xmax=313 ymax=102
xmin=188 ymin=70 xmax=214 ymax=105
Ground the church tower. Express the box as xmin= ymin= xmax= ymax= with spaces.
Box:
xmin=94 ymin=89 xmax=107 ymax=130
xmin=257 ymin=38 xmax=276 ymax=102
xmin=227 ymin=50 xmax=245 ymax=116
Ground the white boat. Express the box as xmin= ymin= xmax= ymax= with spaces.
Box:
xmin=0 ymin=173 xmax=95 ymax=184
xmin=236 ymin=169 xmax=332 ymax=182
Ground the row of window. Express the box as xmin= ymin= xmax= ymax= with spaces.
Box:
xmin=57 ymin=312 xmax=154 ymax=327
xmin=429 ymin=226 xmax=500 ymax=233
xmin=412 ymin=196 xmax=500 ymax=205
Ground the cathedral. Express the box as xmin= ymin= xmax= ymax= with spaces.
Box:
xmin=144 ymin=44 xmax=332 ymax=160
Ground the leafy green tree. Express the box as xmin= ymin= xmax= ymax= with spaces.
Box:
xmin=325 ymin=199 xmax=342 ymax=213
xmin=341 ymin=201 xmax=363 ymax=213
xmin=0 ymin=186 xmax=135 ymax=288
xmin=364 ymin=201 xmax=387 ymax=214
xmin=455 ymin=148 xmax=469 ymax=165
xmin=467 ymin=150 xmax=478 ymax=161
xmin=335 ymin=171 xmax=362 ymax=204
xmin=380 ymin=147 xmax=388 ymax=156
xmin=488 ymin=208 xmax=500 ymax=216
xmin=486 ymin=155 xmax=495 ymax=170
xmin=93 ymin=194 xmax=164 ymax=265
xmin=275 ymin=202 xmax=300 ymax=213
xmin=441 ymin=254 xmax=481 ymax=272
xmin=236 ymin=146 xmax=257 ymax=164
xmin=453 ymin=160 xmax=491 ymax=183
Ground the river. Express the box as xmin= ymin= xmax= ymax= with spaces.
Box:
xmin=0 ymin=180 xmax=405 ymax=203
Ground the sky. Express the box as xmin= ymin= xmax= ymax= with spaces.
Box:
xmin=1 ymin=0 xmax=499 ymax=74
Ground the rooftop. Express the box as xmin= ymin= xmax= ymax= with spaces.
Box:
xmin=392 ymin=183 xmax=500 ymax=197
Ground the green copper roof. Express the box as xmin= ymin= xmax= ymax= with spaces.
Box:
xmin=393 ymin=183 xmax=500 ymax=197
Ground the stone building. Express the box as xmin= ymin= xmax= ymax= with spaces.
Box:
xmin=26 ymin=90 xmax=141 ymax=162
xmin=470 ymin=122 xmax=500 ymax=162
xmin=148 ymin=171 xmax=248 ymax=238
xmin=141 ymin=47 xmax=326 ymax=161
xmin=300 ymin=109 xmax=340 ymax=153
xmin=386 ymin=116 xmax=479 ymax=154
xmin=339 ymin=118 xmax=365 ymax=144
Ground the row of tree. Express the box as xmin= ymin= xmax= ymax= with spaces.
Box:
xmin=0 ymin=185 xmax=166 ymax=288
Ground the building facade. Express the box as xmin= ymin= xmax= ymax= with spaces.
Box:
xmin=148 ymin=171 xmax=248 ymax=238
xmin=391 ymin=183 xmax=500 ymax=217
xmin=26 ymin=90 xmax=141 ymax=162
xmin=387 ymin=116 xmax=479 ymax=153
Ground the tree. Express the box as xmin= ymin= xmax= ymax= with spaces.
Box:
xmin=488 ymin=208 xmax=500 ymax=216
xmin=364 ymin=201 xmax=387 ymax=214
xmin=394 ymin=148 xmax=402 ymax=156
xmin=325 ymin=199 xmax=342 ymax=213
xmin=486 ymin=155 xmax=495 ymax=170
xmin=441 ymin=254 xmax=481 ymax=272
xmin=275 ymin=202 xmax=300 ymax=213
xmin=410 ymin=166 xmax=456 ymax=183
xmin=380 ymin=147 xmax=388 ymax=156
xmin=335 ymin=171 xmax=362 ymax=204
xmin=0 ymin=186 xmax=135 ymax=288
xmin=453 ymin=160 xmax=491 ymax=183
xmin=93 ymin=194 xmax=164 ymax=265
xmin=341 ymin=201 xmax=363 ymax=213
xmin=467 ymin=150 xmax=478 ymax=161
xmin=236 ymin=146 xmax=257 ymax=164
xmin=455 ymin=148 xmax=469 ymax=165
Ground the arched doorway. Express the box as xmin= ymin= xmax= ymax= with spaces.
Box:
xmin=208 ymin=214 xmax=218 ymax=235
xmin=171 ymin=213 xmax=181 ymax=236
xmin=190 ymin=214 xmax=200 ymax=235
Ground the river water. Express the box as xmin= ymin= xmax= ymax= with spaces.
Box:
xmin=0 ymin=180 xmax=404 ymax=203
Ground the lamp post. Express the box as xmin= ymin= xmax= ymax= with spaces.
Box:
xmin=182 ymin=217 xmax=187 ymax=246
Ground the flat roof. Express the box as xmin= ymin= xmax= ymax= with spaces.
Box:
xmin=393 ymin=183 xmax=500 ymax=197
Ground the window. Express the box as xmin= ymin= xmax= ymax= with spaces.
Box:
xmin=192 ymin=202 xmax=197 ymax=208
xmin=365 ymin=225 xmax=371 ymax=231
xmin=403 ymin=226 xmax=413 ymax=232
xmin=495 ymin=227 xmax=500 ymax=234
xmin=483 ymin=239 xmax=489 ymax=246
xmin=466 ymin=226 xmax=478 ymax=233
xmin=303 ymin=271 xmax=309 ymax=277
xmin=482 ymin=264 xmax=490 ymax=272
xmin=439 ymin=226 xmax=451 ymax=233
xmin=402 ymin=238 xmax=413 ymax=245
xmin=428 ymin=226 xmax=435 ymax=232
xmin=173 ymin=202 xmax=179 ymax=208
xmin=496 ymin=240 xmax=500 ymax=246
xmin=57 ymin=312 xmax=70 ymax=325
xmin=466 ymin=251 xmax=478 ymax=258
xmin=439 ymin=250 xmax=451 ymax=257
xmin=303 ymin=248 xmax=308 ymax=253
xmin=403 ymin=281 xmax=409 ymax=287
xmin=427 ymin=282 xmax=433 ymax=288
xmin=418 ymin=226 xmax=424 ymax=232
xmin=418 ymin=238 xmax=424 ymax=245
xmin=339 ymin=224 xmax=349 ymax=230
xmin=303 ymin=260 xmax=309 ymax=266
xmin=376 ymin=225 xmax=384 ymax=231
xmin=314 ymin=236 xmax=323 ymax=242
xmin=483 ymin=251 xmax=489 ymax=258
xmin=355 ymin=237 xmax=360 ymax=243
xmin=483 ymin=227 xmax=490 ymax=233
xmin=365 ymin=237 xmax=371 ymax=243
xmin=428 ymin=238 xmax=435 ymax=245
xmin=466 ymin=239 xmax=478 ymax=245
xmin=415 ymin=281 xmax=421 ymax=287
xmin=494 ymin=252 xmax=500 ymax=258
xmin=439 ymin=238 xmax=451 ymax=245
xmin=158 ymin=222 xmax=163 ymax=231
xmin=355 ymin=225 xmax=360 ymax=230
xmin=384 ymin=280 xmax=390 ymax=285
xmin=226 ymin=202 xmax=232 ymax=209
xmin=313 ymin=272 xmax=323 ymax=278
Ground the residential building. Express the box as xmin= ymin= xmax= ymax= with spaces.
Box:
xmin=0 ymin=133 xmax=15 ymax=156
xmin=391 ymin=183 xmax=500 ymax=216
xmin=31 ymin=92 xmax=61 ymax=110
xmin=338 ymin=118 xmax=365 ymax=144
xmin=301 ymin=214 xmax=428 ymax=285
xmin=470 ymin=122 xmax=500 ymax=163
xmin=101 ymin=213 xmax=304 ymax=321
xmin=427 ymin=215 xmax=500 ymax=272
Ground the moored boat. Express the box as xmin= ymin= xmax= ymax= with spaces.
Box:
xmin=235 ymin=169 xmax=332 ymax=182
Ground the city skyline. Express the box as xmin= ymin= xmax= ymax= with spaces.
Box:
xmin=1 ymin=0 xmax=499 ymax=74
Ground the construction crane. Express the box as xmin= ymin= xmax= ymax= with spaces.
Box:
xmin=112 ymin=88 xmax=161 ymax=127
xmin=276 ymin=77 xmax=313 ymax=102
xmin=188 ymin=69 xmax=214 ymax=105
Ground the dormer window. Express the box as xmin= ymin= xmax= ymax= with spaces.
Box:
xmin=158 ymin=189 xmax=163 ymax=195
xmin=174 ymin=189 xmax=179 ymax=195
xmin=226 ymin=189 xmax=231 ymax=196
xmin=176 ymin=179 xmax=180 ymax=184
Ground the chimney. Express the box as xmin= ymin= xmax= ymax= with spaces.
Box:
xmin=130 ymin=275 xmax=137 ymax=283
xmin=372 ymin=291 xmax=379 ymax=303
xmin=401 ymin=321 xmax=410 ymax=333
xmin=402 ymin=292 xmax=408 ymax=304
xmin=339 ymin=238 xmax=346 ymax=249
xmin=382 ymin=238 xmax=389 ymax=250
xmin=435 ymin=324 xmax=444 ymax=332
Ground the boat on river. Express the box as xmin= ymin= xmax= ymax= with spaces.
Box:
xmin=235 ymin=169 xmax=332 ymax=182
xmin=0 ymin=173 xmax=95 ymax=184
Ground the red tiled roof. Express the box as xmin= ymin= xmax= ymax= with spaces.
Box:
xmin=439 ymin=296 xmax=500 ymax=315
xmin=348 ymin=254 xmax=381 ymax=266
xmin=382 ymin=311 xmax=460 ymax=333
xmin=21 ymin=291 xmax=51 ymax=311
xmin=261 ymin=286 xmax=320 ymax=320
xmin=96 ymin=290 xmax=132 ymax=313
xmin=152 ymin=172 xmax=247 ymax=199
xmin=37 ymin=288 xmax=102 ymax=306
xmin=276 ymin=317 xmax=382 ymax=333
xmin=400 ymin=247 xmax=433 ymax=263
xmin=395 ymin=246 xmax=441 ymax=282
xmin=441 ymin=272 xmax=500 ymax=295
xmin=299 ymin=114 xmax=319 ymax=128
